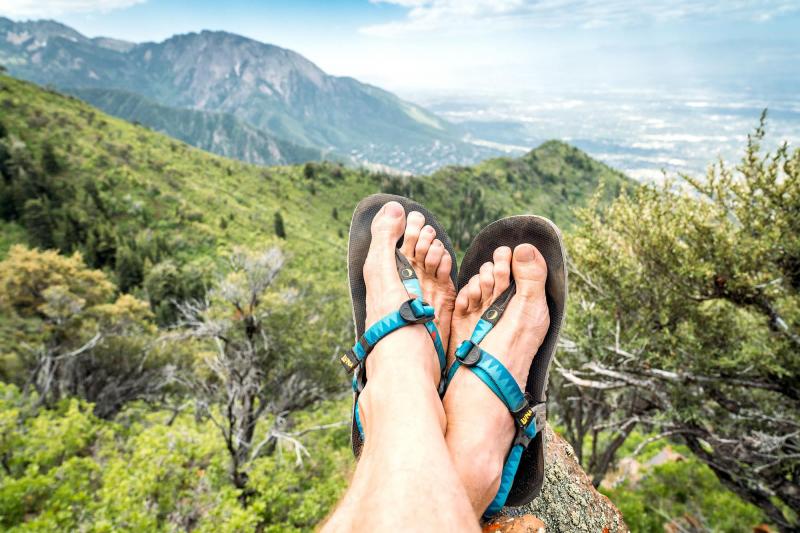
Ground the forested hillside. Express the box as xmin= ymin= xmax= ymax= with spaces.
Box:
xmin=2 ymin=72 xmax=795 ymax=531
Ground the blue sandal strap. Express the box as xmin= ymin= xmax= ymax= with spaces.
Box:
xmin=443 ymin=283 xmax=516 ymax=390
xmin=461 ymin=346 xmax=539 ymax=518
xmin=340 ymin=297 xmax=435 ymax=381
xmin=396 ymin=251 xmax=447 ymax=374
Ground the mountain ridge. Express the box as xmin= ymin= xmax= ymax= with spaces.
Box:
xmin=0 ymin=17 xmax=501 ymax=172
xmin=66 ymin=87 xmax=328 ymax=166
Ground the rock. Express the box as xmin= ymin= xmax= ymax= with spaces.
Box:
xmin=497 ymin=425 xmax=628 ymax=532
xmin=484 ymin=514 xmax=546 ymax=533
xmin=602 ymin=445 xmax=685 ymax=490
xmin=645 ymin=446 xmax=684 ymax=467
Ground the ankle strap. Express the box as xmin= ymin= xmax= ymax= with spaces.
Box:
xmin=340 ymin=296 xmax=435 ymax=391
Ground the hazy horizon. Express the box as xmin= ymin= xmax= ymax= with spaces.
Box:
xmin=2 ymin=1 xmax=799 ymax=95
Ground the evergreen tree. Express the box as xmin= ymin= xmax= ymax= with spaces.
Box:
xmin=21 ymin=197 xmax=55 ymax=249
xmin=115 ymin=244 xmax=144 ymax=292
xmin=274 ymin=211 xmax=286 ymax=239
xmin=41 ymin=142 xmax=61 ymax=174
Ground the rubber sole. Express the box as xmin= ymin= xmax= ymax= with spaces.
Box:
xmin=458 ymin=215 xmax=568 ymax=506
xmin=347 ymin=193 xmax=459 ymax=456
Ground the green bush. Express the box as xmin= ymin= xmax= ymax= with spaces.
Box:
xmin=602 ymin=437 xmax=766 ymax=532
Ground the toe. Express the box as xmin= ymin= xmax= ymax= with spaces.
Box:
xmin=492 ymin=246 xmax=512 ymax=297
xmin=401 ymin=211 xmax=425 ymax=259
xmin=415 ymin=225 xmax=436 ymax=264
xmin=370 ymin=201 xmax=406 ymax=249
xmin=479 ymin=262 xmax=494 ymax=302
xmin=436 ymin=250 xmax=453 ymax=283
xmin=512 ymin=244 xmax=548 ymax=298
xmin=467 ymin=275 xmax=482 ymax=311
xmin=425 ymin=239 xmax=445 ymax=274
xmin=455 ymin=286 xmax=470 ymax=314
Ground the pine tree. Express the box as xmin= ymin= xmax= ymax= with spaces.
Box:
xmin=274 ymin=211 xmax=286 ymax=239
xmin=41 ymin=142 xmax=61 ymax=174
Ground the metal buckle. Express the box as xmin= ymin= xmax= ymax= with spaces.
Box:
xmin=513 ymin=427 xmax=534 ymax=448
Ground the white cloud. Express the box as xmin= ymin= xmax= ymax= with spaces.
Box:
xmin=0 ymin=0 xmax=145 ymax=17
xmin=362 ymin=0 xmax=800 ymax=36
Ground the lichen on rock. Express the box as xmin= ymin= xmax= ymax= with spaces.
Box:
xmin=489 ymin=425 xmax=628 ymax=532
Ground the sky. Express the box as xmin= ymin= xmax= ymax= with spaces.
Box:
xmin=2 ymin=0 xmax=799 ymax=94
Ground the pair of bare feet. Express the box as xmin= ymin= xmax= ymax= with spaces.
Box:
xmin=357 ymin=201 xmax=550 ymax=517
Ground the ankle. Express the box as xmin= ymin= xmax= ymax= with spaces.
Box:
xmin=360 ymin=365 xmax=446 ymax=437
xmin=366 ymin=327 xmax=441 ymax=383
xmin=447 ymin=433 xmax=505 ymax=511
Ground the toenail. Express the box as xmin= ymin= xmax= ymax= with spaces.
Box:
xmin=384 ymin=202 xmax=404 ymax=218
xmin=516 ymin=244 xmax=536 ymax=261
xmin=425 ymin=226 xmax=434 ymax=233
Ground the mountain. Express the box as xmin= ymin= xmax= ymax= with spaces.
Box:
xmin=0 ymin=17 xmax=502 ymax=173
xmin=67 ymin=88 xmax=327 ymax=166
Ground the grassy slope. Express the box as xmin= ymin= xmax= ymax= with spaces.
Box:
xmin=430 ymin=140 xmax=629 ymax=226
xmin=0 ymin=75 xmax=353 ymax=282
xmin=0 ymin=73 xmax=629 ymax=269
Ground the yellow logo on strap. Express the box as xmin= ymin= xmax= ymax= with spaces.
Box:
xmin=520 ymin=408 xmax=533 ymax=426
xmin=340 ymin=354 xmax=355 ymax=369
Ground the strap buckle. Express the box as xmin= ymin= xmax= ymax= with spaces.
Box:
xmin=512 ymin=401 xmax=536 ymax=431
xmin=339 ymin=348 xmax=360 ymax=373
xmin=399 ymin=298 xmax=435 ymax=324
xmin=455 ymin=340 xmax=482 ymax=366
xmin=511 ymin=398 xmax=545 ymax=446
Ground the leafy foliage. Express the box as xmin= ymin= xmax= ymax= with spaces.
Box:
xmin=600 ymin=433 xmax=767 ymax=532
xmin=0 ymin=382 xmax=351 ymax=532
xmin=0 ymin=246 xmax=178 ymax=418
xmin=2 ymin=72 xmax=784 ymax=530
xmin=557 ymin=113 xmax=799 ymax=530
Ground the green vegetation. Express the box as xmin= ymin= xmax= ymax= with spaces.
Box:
xmin=559 ymin=113 xmax=799 ymax=529
xmin=600 ymin=433 xmax=767 ymax=532
xmin=0 ymin=382 xmax=351 ymax=532
xmin=0 ymin=73 xmax=626 ymax=531
xmin=2 ymin=72 xmax=795 ymax=531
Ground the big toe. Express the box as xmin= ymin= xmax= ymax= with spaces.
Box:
xmin=512 ymin=244 xmax=548 ymax=298
xmin=370 ymin=201 xmax=406 ymax=250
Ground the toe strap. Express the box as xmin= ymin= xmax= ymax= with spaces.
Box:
xmin=347 ymin=249 xmax=450 ymax=442
xmin=459 ymin=347 xmax=543 ymax=519
xmin=396 ymin=251 xmax=447 ymax=375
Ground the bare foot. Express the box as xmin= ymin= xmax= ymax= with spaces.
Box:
xmin=357 ymin=202 xmax=455 ymax=434
xmin=443 ymin=244 xmax=550 ymax=516
xmin=399 ymin=211 xmax=456 ymax=356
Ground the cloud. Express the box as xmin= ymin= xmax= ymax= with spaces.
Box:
xmin=362 ymin=0 xmax=800 ymax=36
xmin=0 ymin=0 xmax=145 ymax=17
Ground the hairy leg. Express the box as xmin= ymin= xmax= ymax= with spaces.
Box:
xmin=322 ymin=202 xmax=477 ymax=533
